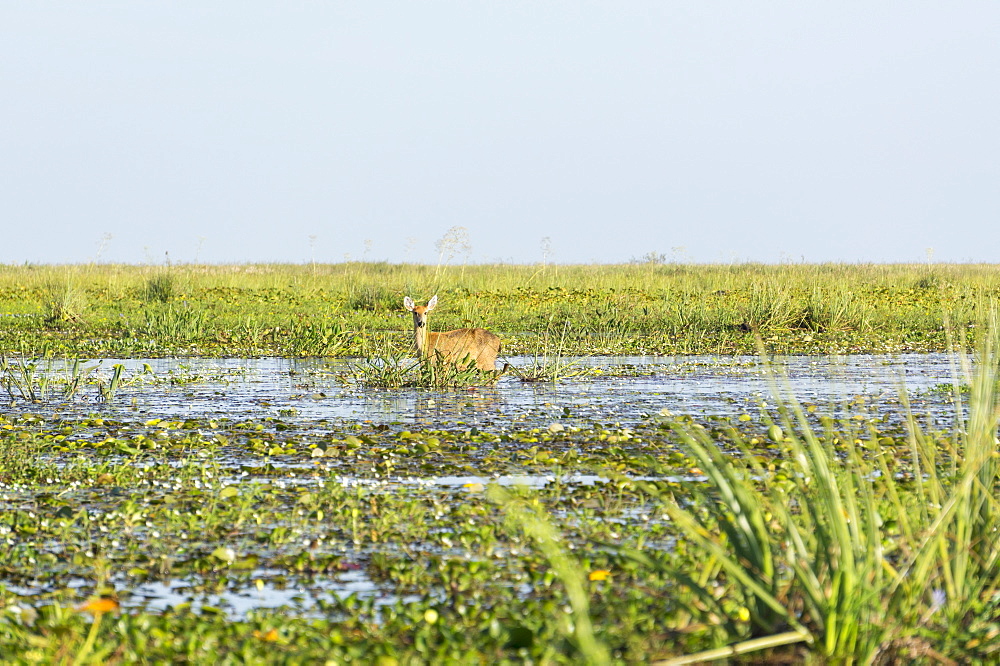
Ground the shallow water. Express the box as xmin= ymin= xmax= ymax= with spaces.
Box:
xmin=3 ymin=353 xmax=966 ymax=618
xmin=13 ymin=353 xmax=962 ymax=428
xmin=130 ymin=570 xmax=377 ymax=616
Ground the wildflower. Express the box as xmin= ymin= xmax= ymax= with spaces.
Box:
xmin=253 ymin=628 xmax=279 ymax=642
xmin=77 ymin=598 xmax=119 ymax=615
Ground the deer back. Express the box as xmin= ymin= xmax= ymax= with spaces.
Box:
xmin=427 ymin=327 xmax=501 ymax=371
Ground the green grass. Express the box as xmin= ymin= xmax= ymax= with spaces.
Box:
xmin=1 ymin=261 xmax=998 ymax=356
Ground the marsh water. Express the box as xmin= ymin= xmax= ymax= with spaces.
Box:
xmin=14 ymin=353 xmax=962 ymax=427
xmin=2 ymin=353 xmax=967 ymax=617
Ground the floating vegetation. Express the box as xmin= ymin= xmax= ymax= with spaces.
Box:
xmin=0 ymin=344 xmax=993 ymax=662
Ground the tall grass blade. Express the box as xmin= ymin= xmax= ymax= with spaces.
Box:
xmin=489 ymin=485 xmax=611 ymax=666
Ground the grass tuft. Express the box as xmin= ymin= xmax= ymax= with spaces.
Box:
xmin=143 ymin=272 xmax=176 ymax=303
xmin=42 ymin=281 xmax=88 ymax=325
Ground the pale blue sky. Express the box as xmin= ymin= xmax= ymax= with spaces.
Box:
xmin=2 ymin=3 xmax=998 ymax=265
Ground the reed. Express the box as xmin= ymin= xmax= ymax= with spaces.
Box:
xmin=629 ymin=318 xmax=1000 ymax=663
xmin=507 ymin=317 xmax=591 ymax=382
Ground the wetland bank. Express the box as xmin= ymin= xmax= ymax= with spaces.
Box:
xmin=2 ymin=262 xmax=1000 ymax=663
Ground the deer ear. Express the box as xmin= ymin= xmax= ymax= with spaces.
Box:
xmin=403 ymin=296 xmax=415 ymax=311
xmin=427 ymin=295 xmax=438 ymax=311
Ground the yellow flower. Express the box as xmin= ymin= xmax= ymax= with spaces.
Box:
xmin=77 ymin=598 xmax=119 ymax=614
xmin=253 ymin=628 xmax=280 ymax=642
xmin=588 ymin=570 xmax=611 ymax=581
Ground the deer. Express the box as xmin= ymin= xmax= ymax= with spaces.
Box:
xmin=403 ymin=295 xmax=502 ymax=372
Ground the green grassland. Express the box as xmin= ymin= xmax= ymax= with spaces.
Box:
xmin=1 ymin=261 xmax=997 ymax=357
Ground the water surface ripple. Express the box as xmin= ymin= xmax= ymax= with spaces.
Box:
xmin=13 ymin=353 xmax=962 ymax=428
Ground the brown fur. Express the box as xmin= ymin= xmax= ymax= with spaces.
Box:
xmin=403 ymin=295 xmax=501 ymax=371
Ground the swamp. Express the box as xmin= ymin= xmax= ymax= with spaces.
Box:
xmin=1 ymin=262 xmax=1000 ymax=663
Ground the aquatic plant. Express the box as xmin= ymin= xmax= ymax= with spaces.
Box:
xmin=0 ymin=351 xmax=100 ymax=402
xmin=490 ymin=485 xmax=611 ymax=665
xmin=0 ymin=353 xmax=152 ymax=404
xmin=136 ymin=304 xmax=209 ymax=344
xmin=349 ymin=349 xmax=422 ymax=388
xmin=0 ymin=350 xmax=999 ymax=662
xmin=636 ymin=402 xmax=885 ymax=661
xmin=628 ymin=324 xmax=1000 ymax=663
xmin=508 ymin=317 xmax=591 ymax=382
xmin=346 ymin=283 xmax=397 ymax=312
xmin=97 ymin=363 xmax=126 ymax=401
xmin=893 ymin=322 xmax=1000 ymax=658
xmin=281 ymin=316 xmax=353 ymax=356
xmin=351 ymin=349 xmax=500 ymax=389
xmin=4 ymin=262 xmax=1000 ymax=661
